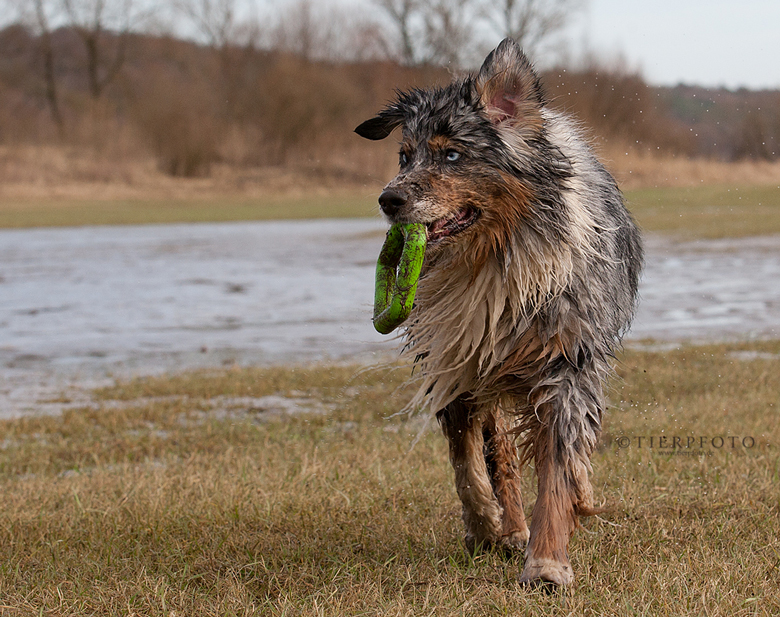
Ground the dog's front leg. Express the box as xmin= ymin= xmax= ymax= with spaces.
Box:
xmin=437 ymin=397 xmax=503 ymax=552
xmin=519 ymin=366 xmax=601 ymax=587
xmin=482 ymin=410 xmax=530 ymax=550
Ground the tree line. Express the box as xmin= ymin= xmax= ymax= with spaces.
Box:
xmin=0 ymin=0 xmax=777 ymax=178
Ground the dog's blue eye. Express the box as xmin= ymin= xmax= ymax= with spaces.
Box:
xmin=400 ymin=152 xmax=409 ymax=166
xmin=446 ymin=150 xmax=461 ymax=162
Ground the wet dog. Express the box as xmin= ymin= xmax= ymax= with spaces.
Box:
xmin=355 ymin=38 xmax=642 ymax=587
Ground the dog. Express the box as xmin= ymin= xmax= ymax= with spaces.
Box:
xmin=355 ymin=38 xmax=642 ymax=587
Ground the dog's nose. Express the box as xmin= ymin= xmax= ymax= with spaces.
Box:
xmin=378 ymin=190 xmax=407 ymax=217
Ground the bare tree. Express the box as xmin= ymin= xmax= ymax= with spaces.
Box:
xmin=13 ymin=0 xmax=65 ymax=130
xmin=347 ymin=19 xmax=395 ymax=62
xmin=173 ymin=0 xmax=241 ymax=51
xmin=173 ymin=0 xmax=264 ymax=101
xmin=374 ymin=0 xmax=421 ymax=65
xmin=423 ymin=0 xmax=474 ymax=67
xmin=31 ymin=0 xmax=65 ymax=131
xmin=266 ymin=0 xmax=390 ymax=63
xmin=61 ymin=0 xmax=134 ymax=99
xmin=379 ymin=0 xmax=582 ymax=67
xmin=482 ymin=0 xmax=583 ymax=56
xmin=269 ymin=0 xmax=318 ymax=60
xmin=375 ymin=0 xmax=478 ymax=67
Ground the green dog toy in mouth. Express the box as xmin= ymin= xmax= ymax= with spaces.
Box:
xmin=373 ymin=223 xmax=427 ymax=334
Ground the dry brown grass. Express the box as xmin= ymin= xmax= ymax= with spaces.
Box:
xmin=1 ymin=343 xmax=779 ymax=615
xmin=2 ymin=144 xmax=779 ymax=237
xmin=604 ymin=148 xmax=780 ymax=190
xmin=0 ymin=145 xmax=388 ymax=202
xmin=2 ymin=144 xmax=780 ymax=204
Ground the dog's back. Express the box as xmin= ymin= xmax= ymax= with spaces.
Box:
xmin=356 ymin=38 xmax=642 ymax=588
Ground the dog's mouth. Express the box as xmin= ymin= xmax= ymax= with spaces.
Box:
xmin=426 ymin=208 xmax=480 ymax=244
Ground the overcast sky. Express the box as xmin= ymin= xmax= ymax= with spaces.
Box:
xmin=331 ymin=0 xmax=780 ymax=90
xmin=563 ymin=0 xmax=780 ymax=89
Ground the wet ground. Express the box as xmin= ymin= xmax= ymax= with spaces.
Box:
xmin=1 ymin=219 xmax=779 ymax=417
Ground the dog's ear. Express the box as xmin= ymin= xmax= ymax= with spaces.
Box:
xmin=475 ymin=38 xmax=544 ymax=126
xmin=355 ymin=107 xmax=404 ymax=140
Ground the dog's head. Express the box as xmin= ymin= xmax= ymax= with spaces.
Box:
xmin=356 ymin=39 xmax=555 ymax=258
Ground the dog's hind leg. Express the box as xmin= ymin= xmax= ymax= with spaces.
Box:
xmin=519 ymin=363 xmax=602 ymax=588
xmin=482 ymin=409 xmax=529 ymax=551
xmin=437 ymin=396 xmax=503 ymax=552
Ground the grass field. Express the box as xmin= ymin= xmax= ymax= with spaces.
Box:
xmin=625 ymin=184 xmax=780 ymax=239
xmin=1 ymin=184 xmax=779 ymax=239
xmin=0 ymin=193 xmax=379 ymax=229
xmin=1 ymin=342 xmax=779 ymax=615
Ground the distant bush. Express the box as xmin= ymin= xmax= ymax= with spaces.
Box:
xmin=0 ymin=23 xmax=776 ymax=180
xmin=129 ymin=60 xmax=221 ymax=177
xmin=544 ymin=67 xmax=697 ymax=157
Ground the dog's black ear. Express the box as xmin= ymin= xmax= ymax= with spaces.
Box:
xmin=355 ymin=108 xmax=404 ymax=140
xmin=475 ymin=38 xmax=544 ymax=126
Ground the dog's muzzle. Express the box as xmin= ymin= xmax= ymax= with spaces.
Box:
xmin=378 ymin=189 xmax=407 ymax=217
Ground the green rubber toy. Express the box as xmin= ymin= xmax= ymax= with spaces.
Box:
xmin=373 ymin=223 xmax=427 ymax=334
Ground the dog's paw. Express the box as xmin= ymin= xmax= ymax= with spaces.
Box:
xmin=464 ymin=533 xmax=503 ymax=555
xmin=465 ymin=531 xmax=527 ymax=558
xmin=519 ymin=556 xmax=574 ymax=588
xmin=498 ymin=530 xmax=528 ymax=552
xmin=463 ymin=534 xmax=487 ymax=555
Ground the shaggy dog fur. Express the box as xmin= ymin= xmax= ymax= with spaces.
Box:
xmin=355 ymin=39 xmax=642 ymax=587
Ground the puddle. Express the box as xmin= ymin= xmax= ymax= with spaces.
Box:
xmin=1 ymin=220 xmax=778 ymax=417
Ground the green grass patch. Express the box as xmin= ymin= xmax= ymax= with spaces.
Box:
xmin=0 ymin=194 xmax=378 ymax=228
xmin=626 ymin=184 xmax=780 ymax=238
xmin=2 ymin=184 xmax=779 ymax=239
xmin=1 ymin=343 xmax=779 ymax=614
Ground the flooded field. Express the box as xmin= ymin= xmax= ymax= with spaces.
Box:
xmin=1 ymin=219 xmax=779 ymax=417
